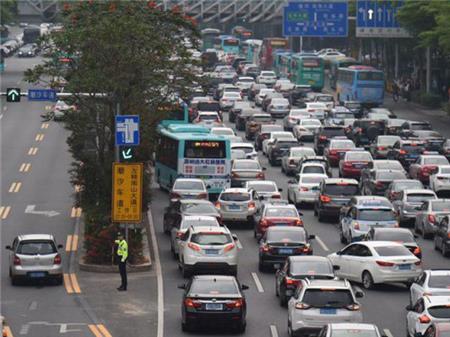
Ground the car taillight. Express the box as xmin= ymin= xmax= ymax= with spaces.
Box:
xmin=197 ymin=193 xmax=208 ymax=199
xmin=261 ymin=244 xmax=270 ymax=252
xmin=376 ymin=181 xmax=385 ymax=188
xmin=272 ymin=194 xmax=281 ymax=199
xmin=448 ymin=232 xmax=450 ymax=239
xmin=256 ymin=172 xmax=265 ymax=179
xmin=354 ymin=222 xmax=360 ymax=230
xmin=187 ymin=242 xmax=201 ymax=252
xmin=377 ymin=146 xmax=386 ymax=150
xmin=170 ymin=192 xmax=181 ymax=199
xmin=13 ymin=255 xmax=21 ymax=266
xmin=225 ymin=299 xmax=243 ymax=308
xmin=301 ymin=245 xmax=311 ymax=254
xmin=53 ymin=254 xmax=62 ymax=265
xmin=285 ymin=277 xmax=300 ymax=286
xmin=248 ymin=201 xmax=256 ymax=211
xmin=300 ymin=186 xmax=309 ymax=191
xmin=320 ymin=195 xmax=331 ymax=203
xmin=185 ymin=298 xmax=202 ymax=308
xmin=329 ymin=150 xmax=338 ymax=155
xmin=376 ymin=260 xmax=395 ymax=267
xmin=413 ymin=247 xmax=421 ymax=256
xmin=294 ymin=219 xmax=303 ymax=226
xmin=399 ymin=149 xmax=407 ymax=155
xmin=215 ymin=201 xmax=221 ymax=210
xmin=428 ymin=214 xmax=436 ymax=224
xmin=176 ymin=231 xmax=184 ymax=238
xmin=260 ymin=219 xmax=268 ymax=227
xmin=231 ymin=172 xmax=239 ymax=178
xmin=295 ymin=302 xmax=311 ymax=310
xmin=344 ymin=162 xmax=352 ymax=167
xmin=319 ymin=135 xmax=327 ymax=141
xmin=223 ymin=243 xmax=235 ymax=253
xmin=346 ymin=303 xmax=361 ymax=311
xmin=419 ymin=315 xmax=431 ymax=324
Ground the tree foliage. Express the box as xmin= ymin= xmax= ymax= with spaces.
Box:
xmin=1 ymin=0 xmax=17 ymax=24
xmin=25 ymin=1 xmax=200 ymax=263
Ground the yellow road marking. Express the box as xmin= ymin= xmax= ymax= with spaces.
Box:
xmin=4 ymin=326 xmax=13 ymax=337
xmin=70 ymin=274 xmax=81 ymax=293
xmin=88 ymin=325 xmax=103 ymax=337
xmin=66 ymin=235 xmax=73 ymax=252
xmin=19 ymin=163 xmax=31 ymax=172
xmin=71 ymin=207 xmax=82 ymax=218
xmin=28 ymin=147 xmax=38 ymax=155
xmin=41 ymin=123 xmax=49 ymax=129
xmin=0 ymin=206 xmax=11 ymax=219
xmin=35 ymin=133 xmax=45 ymax=142
xmin=97 ymin=325 xmax=113 ymax=337
xmin=8 ymin=182 xmax=22 ymax=193
xmin=71 ymin=235 xmax=78 ymax=251
xmin=63 ymin=273 xmax=74 ymax=294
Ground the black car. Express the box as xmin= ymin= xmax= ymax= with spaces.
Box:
xmin=248 ymin=83 xmax=266 ymax=101
xmin=387 ymin=139 xmax=427 ymax=169
xmin=364 ymin=227 xmax=421 ymax=259
xmin=254 ymin=124 xmax=283 ymax=151
xmin=360 ymin=169 xmax=407 ymax=196
xmin=404 ymin=130 xmax=445 ymax=152
xmin=268 ymin=139 xmax=300 ymax=166
xmin=350 ymin=119 xmax=386 ymax=147
xmin=434 ymin=216 xmax=450 ymax=257
xmin=314 ymin=178 xmax=360 ymax=221
xmin=235 ymin=108 xmax=258 ymax=131
xmin=163 ymin=199 xmax=220 ymax=234
xmin=313 ymin=126 xmax=347 ymax=155
xmin=229 ymin=101 xmax=253 ymax=123
xmin=244 ymin=65 xmax=261 ymax=79
xmin=245 ymin=113 xmax=274 ymax=140
xmin=385 ymin=118 xmax=407 ymax=135
xmin=17 ymin=43 xmax=38 ymax=57
xmin=342 ymin=101 xmax=364 ymax=118
xmin=288 ymin=85 xmax=311 ymax=107
xmin=179 ymin=275 xmax=248 ymax=332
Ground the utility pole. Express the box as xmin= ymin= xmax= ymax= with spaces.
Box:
xmin=426 ymin=47 xmax=431 ymax=93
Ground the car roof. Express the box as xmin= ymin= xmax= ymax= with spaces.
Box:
xmin=17 ymin=234 xmax=54 ymax=241
xmin=324 ymin=178 xmax=359 ymax=185
xmin=221 ymin=188 xmax=249 ymax=194
xmin=190 ymin=226 xmax=230 ymax=234
xmin=329 ymin=323 xmax=378 ymax=331
xmin=404 ymin=189 xmax=436 ymax=195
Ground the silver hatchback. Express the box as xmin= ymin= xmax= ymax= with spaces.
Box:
xmin=6 ymin=234 xmax=64 ymax=285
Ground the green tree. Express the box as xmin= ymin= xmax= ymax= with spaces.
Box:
xmin=25 ymin=1 xmax=200 ymax=264
xmin=1 ymin=0 xmax=17 ymax=24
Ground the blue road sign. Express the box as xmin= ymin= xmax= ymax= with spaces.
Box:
xmin=28 ymin=89 xmax=57 ymax=101
xmin=356 ymin=0 xmax=410 ymax=37
xmin=283 ymin=1 xmax=348 ymax=37
xmin=115 ymin=115 xmax=140 ymax=146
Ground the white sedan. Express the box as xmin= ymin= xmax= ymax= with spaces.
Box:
xmin=287 ymin=173 xmax=327 ymax=206
xmin=262 ymin=131 xmax=295 ymax=155
xmin=430 ymin=165 xmax=450 ymax=195
xmin=293 ymin=118 xmax=322 ymax=141
xmin=328 ymin=241 xmax=422 ymax=289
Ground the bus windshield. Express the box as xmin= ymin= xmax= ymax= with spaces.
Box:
xmin=357 ymin=71 xmax=384 ymax=81
xmin=184 ymin=141 xmax=226 ymax=158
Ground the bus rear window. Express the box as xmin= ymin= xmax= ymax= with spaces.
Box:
xmin=185 ymin=141 xmax=226 ymax=159
xmin=224 ymin=39 xmax=239 ymax=46
xmin=302 ymin=58 xmax=320 ymax=68
xmin=357 ymin=72 xmax=384 ymax=81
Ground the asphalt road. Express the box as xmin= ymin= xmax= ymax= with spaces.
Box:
xmin=150 ymin=91 xmax=450 ymax=337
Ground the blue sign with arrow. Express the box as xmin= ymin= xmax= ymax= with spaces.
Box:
xmin=115 ymin=115 xmax=140 ymax=146
xmin=283 ymin=1 xmax=348 ymax=37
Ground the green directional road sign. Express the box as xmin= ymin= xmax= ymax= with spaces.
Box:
xmin=120 ymin=147 xmax=135 ymax=161
xmin=6 ymin=88 xmax=21 ymax=102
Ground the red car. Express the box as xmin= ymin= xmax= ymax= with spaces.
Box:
xmin=339 ymin=150 xmax=373 ymax=179
xmin=254 ymin=204 xmax=303 ymax=240
xmin=409 ymin=154 xmax=449 ymax=184
xmin=323 ymin=138 xmax=356 ymax=167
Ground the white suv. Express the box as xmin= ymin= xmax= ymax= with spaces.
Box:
xmin=406 ymin=295 xmax=450 ymax=337
xmin=178 ymin=226 xmax=238 ymax=278
xmin=216 ymin=188 xmax=258 ymax=225
xmin=287 ymin=279 xmax=364 ymax=336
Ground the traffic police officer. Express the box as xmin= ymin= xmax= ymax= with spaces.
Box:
xmin=115 ymin=232 xmax=128 ymax=291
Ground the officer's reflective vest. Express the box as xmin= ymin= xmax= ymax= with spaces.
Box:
xmin=115 ymin=239 xmax=128 ymax=262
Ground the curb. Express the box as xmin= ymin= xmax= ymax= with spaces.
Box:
xmin=78 ymin=212 xmax=153 ymax=273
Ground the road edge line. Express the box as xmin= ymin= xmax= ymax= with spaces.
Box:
xmin=251 ymin=272 xmax=265 ymax=293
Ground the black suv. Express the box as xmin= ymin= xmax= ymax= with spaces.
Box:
xmin=229 ymin=101 xmax=253 ymax=123
xmin=314 ymin=126 xmax=347 ymax=155
xmin=268 ymin=139 xmax=300 ymax=166
xmin=350 ymin=119 xmax=386 ymax=147
xmin=343 ymin=101 xmax=364 ymax=118
xmin=288 ymin=85 xmax=311 ymax=106
xmin=386 ymin=139 xmax=427 ymax=168
xmin=314 ymin=178 xmax=360 ymax=221
xmin=435 ymin=216 xmax=450 ymax=257
xmin=235 ymin=108 xmax=258 ymax=131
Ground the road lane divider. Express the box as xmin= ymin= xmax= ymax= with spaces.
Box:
xmin=71 ymin=207 xmax=82 ymax=218
xmin=64 ymin=273 xmax=74 ymax=294
xmin=28 ymin=147 xmax=38 ymax=155
xmin=66 ymin=234 xmax=79 ymax=252
xmin=251 ymin=272 xmax=264 ymax=293
xmin=0 ymin=206 xmax=11 ymax=219
xmin=270 ymin=325 xmax=279 ymax=337
xmin=41 ymin=123 xmax=49 ymax=129
xmin=88 ymin=325 xmax=103 ymax=337
xmin=315 ymin=235 xmax=330 ymax=252
xmin=63 ymin=273 xmax=81 ymax=294
xmin=35 ymin=133 xmax=45 ymax=142
xmin=19 ymin=163 xmax=31 ymax=172
xmin=8 ymin=182 xmax=22 ymax=193
xmin=66 ymin=235 xmax=73 ymax=252
xmin=70 ymin=274 xmax=81 ymax=293
xmin=97 ymin=325 xmax=113 ymax=337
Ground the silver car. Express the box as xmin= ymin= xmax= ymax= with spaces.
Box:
xmin=283 ymin=109 xmax=313 ymax=131
xmin=281 ymin=147 xmax=316 ymax=176
xmin=170 ymin=178 xmax=208 ymax=201
xmin=414 ymin=199 xmax=450 ymax=239
xmin=231 ymin=159 xmax=266 ymax=187
xmin=267 ymin=97 xmax=290 ymax=118
xmin=293 ymin=119 xmax=322 ymax=142
xmin=6 ymin=234 xmax=64 ymax=285
xmin=393 ymin=189 xmax=438 ymax=226
xmin=216 ymin=188 xmax=258 ymax=224
xmin=287 ymin=173 xmax=328 ymax=206
xmin=287 ymin=279 xmax=364 ymax=337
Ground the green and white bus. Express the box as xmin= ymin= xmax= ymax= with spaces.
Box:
xmin=290 ymin=55 xmax=324 ymax=91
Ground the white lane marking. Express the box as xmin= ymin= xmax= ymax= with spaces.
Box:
xmin=148 ymin=209 xmax=163 ymax=337
xmin=251 ymin=272 xmax=264 ymax=293
xmin=237 ymin=240 xmax=243 ymax=249
xmin=0 ymin=114 xmax=3 ymax=120
xmin=383 ymin=329 xmax=394 ymax=337
xmin=270 ymin=325 xmax=279 ymax=337
xmin=3 ymin=106 xmax=6 ymax=111
xmin=29 ymin=301 xmax=38 ymax=311
xmin=315 ymin=235 xmax=329 ymax=252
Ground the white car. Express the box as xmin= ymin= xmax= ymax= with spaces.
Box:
xmin=216 ymin=188 xmax=258 ymax=224
xmin=305 ymin=102 xmax=327 ymax=120
xmin=219 ymin=91 xmax=242 ymax=110
xmin=235 ymin=76 xmax=255 ymax=93
xmin=52 ymin=100 xmax=76 ymax=120
xmin=406 ymin=296 xmax=450 ymax=337
xmin=244 ymin=180 xmax=282 ymax=201
xmin=257 ymin=71 xmax=277 ymax=86
xmin=281 ymin=147 xmax=316 ymax=175
xmin=287 ymin=173 xmax=328 ymax=205
xmin=410 ymin=270 xmax=450 ymax=305
xmin=328 ymin=241 xmax=422 ymax=289
xmin=255 ymin=88 xmax=275 ymax=106
xmin=283 ymin=109 xmax=313 ymax=131
xmin=178 ymin=225 xmax=238 ymax=277
xmin=193 ymin=111 xmax=223 ymax=129
xmin=293 ymin=118 xmax=322 ymax=141
xmin=430 ymin=165 xmax=450 ymax=195
xmin=313 ymin=94 xmax=335 ymax=111
xmin=262 ymin=131 xmax=295 ymax=155
xmin=211 ymin=127 xmax=235 ymax=137
xmin=267 ymin=97 xmax=290 ymax=118
xmin=170 ymin=216 xmax=219 ymax=257
xmin=231 ymin=143 xmax=258 ymax=160
xmin=319 ymin=323 xmax=385 ymax=337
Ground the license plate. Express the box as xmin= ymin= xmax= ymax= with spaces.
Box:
xmin=339 ymin=152 xmax=345 ymax=158
xmin=398 ymin=264 xmax=411 ymax=270
xmin=205 ymin=249 xmax=219 ymax=255
xmin=278 ymin=248 xmax=293 ymax=254
xmin=205 ymin=303 xmax=223 ymax=311
xmin=408 ymin=154 xmax=419 ymax=159
xmin=29 ymin=272 xmax=46 ymax=278
xmin=320 ymin=308 xmax=337 ymax=315
xmin=354 ymin=164 xmax=364 ymax=168
xmin=228 ymin=204 xmax=240 ymax=210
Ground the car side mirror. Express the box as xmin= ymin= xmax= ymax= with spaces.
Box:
xmin=241 ymin=284 xmax=249 ymax=290
xmin=405 ymin=304 xmax=413 ymax=311
xmin=177 ymin=283 xmax=186 ymax=290
xmin=232 ymin=234 xmax=238 ymax=241
xmin=5 ymin=245 xmax=11 ymax=250
xmin=57 ymin=244 xmax=64 ymax=249
xmin=413 ymin=234 xmax=419 ymax=239
xmin=206 ymin=185 xmax=211 ymax=189
xmin=298 ymin=212 xmax=303 ymax=216
xmin=262 ymin=167 xmax=267 ymax=171
xmin=333 ymin=264 xmax=341 ymax=270
xmin=414 ymin=333 xmax=422 ymax=337
xmin=308 ymin=234 xmax=316 ymax=240
xmin=278 ymin=188 xmax=283 ymax=192
xmin=258 ymin=196 xmax=264 ymax=201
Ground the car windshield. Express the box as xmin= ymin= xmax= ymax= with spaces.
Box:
xmin=376 ymin=171 xmax=406 ymax=180
xmin=406 ymin=194 xmax=436 ymax=202
xmin=174 ymin=180 xmax=204 ymax=191
xmin=181 ymin=219 xmax=219 ymax=230
xmin=302 ymin=166 xmax=325 ymax=174
xmin=189 ymin=279 xmax=239 ymax=296
xmin=331 ymin=330 xmax=378 ymax=337
xmin=428 ymin=274 xmax=450 ymax=288
xmin=291 ymin=261 xmax=333 ymax=276
xmin=199 ymin=114 xmax=218 ymax=121
xmin=220 ymin=192 xmax=250 ymax=202
xmin=234 ymin=161 xmax=260 ymax=170
xmin=183 ymin=203 xmax=217 ymax=214
xmin=291 ymin=149 xmax=315 ymax=157
xmin=322 ymin=128 xmax=345 ymax=137
xmin=393 ymin=181 xmax=423 ymax=191
xmin=302 ymin=289 xmax=353 ymax=308
xmin=331 ymin=141 xmax=355 ymax=149
xmin=324 ymin=184 xmax=359 ymax=196
xmin=428 ymin=306 xmax=450 ymax=319
xmin=347 ymin=153 xmax=372 ymax=161
xmin=374 ymin=231 xmax=414 ymax=242
xmin=374 ymin=245 xmax=412 ymax=256
xmin=191 ymin=233 xmax=232 ymax=245
xmin=410 ymin=123 xmax=432 ymax=130
xmin=267 ymin=230 xmax=306 ymax=242
xmin=358 ymin=209 xmax=396 ymax=221
xmin=265 ymin=208 xmax=298 ymax=217
xmin=17 ymin=241 xmax=56 ymax=255
xmin=424 ymin=157 xmax=448 ymax=165
xmin=248 ymin=183 xmax=276 ymax=192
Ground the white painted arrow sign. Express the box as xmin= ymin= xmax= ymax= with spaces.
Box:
xmin=25 ymin=205 xmax=60 ymax=217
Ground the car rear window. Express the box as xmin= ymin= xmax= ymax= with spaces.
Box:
xmin=197 ymin=102 xmax=220 ymax=111
xmin=374 ymin=245 xmax=412 ymax=256
xmin=323 ymin=184 xmax=359 ymax=196
xmin=17 ymin=241 xmax=56 ymax=255
xmin=393 ymin=181 xmax=423 ymax=191
xmin=374 ymin=231 xmax=414 ymax=242
xmin=265 ymin=208 xmax=298 ymax=218
xmin=428 ymin=274 xmax=450 ymax=288
xmin=331 ymin=140 xmax=355 ymax=149
xmin=234 ymin=161 xmax=260 ymax=170
xmin=302 ymin=289 xmax=353 ymax=308
xmin=302 ymin=166 xmax=325 ymax=174
xmin=183 ymin=203 xmax=217 ymax=214
xmin=376 ymin=171 xmax=406 ymax=180
xmin=331 ymin=330 xmax=379 ymax=337
xmin=174 ymin=180 xmax=204 ymax=190
xmin=181 ymin=219 xmax=219 ymax=230
xmin=424 ymin=157 xmax=449 ymax=165
xmin=410 ymin=123 xmax=432 ymax=130
xmin=358 ymin=209 xmax=396 ymax=221
xmin=406 ymin=194 xmax=436 ymax=202
xmin=402 ymin=145 xmax=425 ymax=153
xmin=247 ymin=183 xmax=276 ymax=192
xmin=291 ymin=261 xmax=333 ymax=276
xmin=252 ymin=116 xmax=272 ymax=123
xmin=301 ymin=176 xmax=325 ymax=184
xmin=347 ymin=153 xmax=372 ymax=161
xmin=232 ymin=146 xmax=253 ymax=154
xmin=428 ymin=306 xmax=450 ymax=319
xmin=431 ymin=201 xmax=450 ymax=212
xmin=199 ymin=114 xmax=218 ymax=121
xmin=321 ymin=128 xmax=346 ymax=137
xmin=191 ymin=233 xmax=232 ymax=245
xmin=266 ymin=229 xmax=306 ymax=242
xmin=189 ymin=279 xmax=239 ymax=296
xmin=316 ymin=96 xmax=333 ymax=102
xmin=220 ymin=192 xmax=250 ymax=202
xmin=261 ymin=125 xmax=282 ymax=133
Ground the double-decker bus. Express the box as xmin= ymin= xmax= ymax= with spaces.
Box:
xmin=157 ymin=101 xmax=189 ymax=129
xmin=201 ymin=28 xmax=221 ymax=51
xmin=213 ymin=35 xmax=240 ymax=55
xmin=240 ymin=39 xmax=262 ymax=64
xmin=290 ymin=55 xmax=324 ymax=91
xmin=259 ymin=38 xmax=289 ymax=70
xmin=329 ymin=57 xmax=360 ymax=89
xmin=336 ymin=65 xmax=384 ymax=107
xmin=155 ymin=124 xmax=231 ymax=197
xmin=231 ymin=26 xmax=253 ymax=41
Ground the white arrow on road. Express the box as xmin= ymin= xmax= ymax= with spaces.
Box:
xmin=368 ymin=9 xmax=374 ymax=20
xmin=25 ymin=205 xmax=60 ymax=217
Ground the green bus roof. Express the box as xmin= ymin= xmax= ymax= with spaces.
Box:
xmin=159 ymin=124 xmax=230 ymax=142
xmin=165 ymin=124 xmax=210 ymax=133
